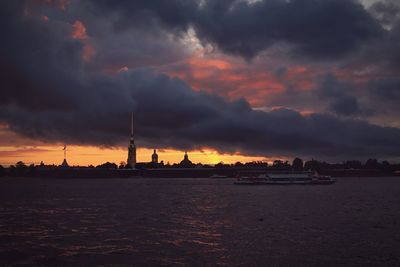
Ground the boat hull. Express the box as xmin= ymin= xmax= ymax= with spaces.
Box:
xmin=234 ymin=180 xmax=336 ymax=185
xmin=234 ymin=172 xmax=336 ymax=185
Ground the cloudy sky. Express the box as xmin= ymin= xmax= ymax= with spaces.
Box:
xmin=1 ymin=0 xmax=400 ymax=165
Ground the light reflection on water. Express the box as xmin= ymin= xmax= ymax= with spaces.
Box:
xmin=0 ymin=177 xmax=400 ymax=266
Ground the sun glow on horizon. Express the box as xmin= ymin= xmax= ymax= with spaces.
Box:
xmin=0 ymin=124 xmax=276 ymax=167
xmin=0 ymin=145 xmax=272 ymax=167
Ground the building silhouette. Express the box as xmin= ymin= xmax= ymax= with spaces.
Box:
xmin=60 ymin=145 xmax=69 ymax=168
xmin=152 ymin=149 xmax=158 ymax=164
xmin=179 ymin=151 xmax=194 ymax=168
xmin=127 ymin=112 xmax=136 ymax=168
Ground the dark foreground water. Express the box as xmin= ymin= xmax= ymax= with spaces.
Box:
xmin=1 ymin=177 xmax=400 ymax=267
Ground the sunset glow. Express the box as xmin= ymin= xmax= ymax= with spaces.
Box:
xmin=0 ymin=122 xmax=269 ymax=167
xmin=0 ymin=145 xmax=269 ymax=167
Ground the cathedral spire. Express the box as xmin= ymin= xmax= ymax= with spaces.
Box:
xmin=130 ymin=112 xmax=134 ymax=140
xmin=127 ymin=112 xmax=136 ymax=169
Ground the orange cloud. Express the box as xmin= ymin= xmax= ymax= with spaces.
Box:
xmin=70 ymin=20 xmax=95 ymax=62
xmin=285 ymin=66 xmax=315 ymax=87
xmin=332 ymin=63 xmax=400 ymax=86
xmin=188 ymin=58 xmax=232 ymax=70
xmin=160 ymin=54 xmax=322 ymax=109
xmin=82 ymin=43 xmax=95 ymax=62
xmin=71 ymin=20 xmax=88 ymax=40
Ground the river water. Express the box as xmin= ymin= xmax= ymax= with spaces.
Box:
xmin=0 ymin=177 xmax=399 ymax=266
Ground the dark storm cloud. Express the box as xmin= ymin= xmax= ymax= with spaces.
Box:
xmin=76 ymin=8 xmax=187 ymax=72
xmin=328 ymin=96 xmax=362 ymax=116
xmin=3 ymin=68 xmax=400 ymax=159
xmin=0 ymin=1 xmax=84 ymax=111
xmin=369 ymin=0 xmax=400 ymax=27
xmin=1 ymin=0 xmax=400 ymax=160
xmin=367 ymin=77 xmax=400 ymax=116
xmin=368 ymin=78 xmax=400 ymax=100
xmin=89 ymin=0 xmax=384 ymax=60
xmin=364 ymin=77 xmax=400 ymax=123
xmin=21 ymin=0 xmax=188 ymax=73
xmin=350 ymin=7 xmax=400 ymax=73
xmin=267 ymin=73 xmax=372 ymax=117
xmin=369 ymin=20 xmax=400 ymax=70
xmin=195 ymin=0 xmax=384 ymax=59
xmin=316 ymin=75 xmax=367 ymax=116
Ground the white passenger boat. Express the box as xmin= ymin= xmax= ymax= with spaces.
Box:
xmin=234 ymin=171 xmax=335 ymax=185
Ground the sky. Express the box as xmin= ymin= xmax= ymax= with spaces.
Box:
xmin=1 ymin=0 xmax=400 ymax=166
